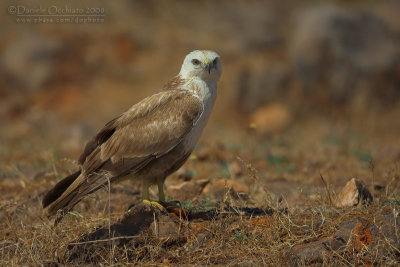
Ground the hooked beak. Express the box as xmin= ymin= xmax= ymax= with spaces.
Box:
xmin=203 ymin=59 xmax=214 ymax=74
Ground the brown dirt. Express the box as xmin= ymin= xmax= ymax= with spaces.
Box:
xmin=1 ymin=0 xmax=400 ymax=265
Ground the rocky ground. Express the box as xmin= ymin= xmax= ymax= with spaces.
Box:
xmin=1 ymin=0 xmax=400 ymax=265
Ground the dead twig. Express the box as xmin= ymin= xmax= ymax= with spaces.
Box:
xmin=319 ymin=172 xmax=333 ymax=206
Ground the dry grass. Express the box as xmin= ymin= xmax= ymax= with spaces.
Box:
xmin=0 ymin=1 xmax=399 ymax=264
xmin=1 ymin=108 xmax=400 ymax=265
xmin=1 ymin=195 xmax=399 ymax=265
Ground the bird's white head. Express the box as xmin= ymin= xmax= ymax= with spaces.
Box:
xmin=179 ymin=50 xmax=222 ymax=83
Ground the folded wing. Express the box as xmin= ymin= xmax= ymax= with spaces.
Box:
xmin=81 ymin=89 xmax=203 ymax=173
xmin=43 ymin=89 xmax=203 ymax=216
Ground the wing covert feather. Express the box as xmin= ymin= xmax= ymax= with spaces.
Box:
xmin=80 ymin=89 xmax=203 ymax=173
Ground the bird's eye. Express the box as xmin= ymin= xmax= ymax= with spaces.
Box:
xmin=191 ymin=59 xmax=200 ymax=65
xmin=213 ymin=58 xmax=219 ymax=65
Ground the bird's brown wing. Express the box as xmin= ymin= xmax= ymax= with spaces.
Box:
xmin=77 ymin=116 xmax=120 ymax=166
xmin=78 ymin=75 xmax=186 ymax=167
xmin=81 ymin=89 xmax=204 ymax=174
xmin=43 ymin=89 xmax=204 ymax=217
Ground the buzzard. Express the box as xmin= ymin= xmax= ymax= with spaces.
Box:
xmin=42 ymin=50 xmax=221 ymax=220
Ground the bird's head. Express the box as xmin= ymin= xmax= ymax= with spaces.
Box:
xmin=180 ymin=50 xmax=222 ymax=83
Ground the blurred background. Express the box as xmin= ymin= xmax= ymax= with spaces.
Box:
xmin=1 ymin=0 xmax=400 ymax=206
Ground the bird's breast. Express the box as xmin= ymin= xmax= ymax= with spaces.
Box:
xmin=182 ymin=92 xmax=215 ymax=154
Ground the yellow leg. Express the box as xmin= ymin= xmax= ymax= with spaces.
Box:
xmin=158 ymin=180 xmax=165 ymax=202
xmin=142 ymin=178 xmax=149 ymax=200
xmin=141 ymin=178 xmax=164 ymax=210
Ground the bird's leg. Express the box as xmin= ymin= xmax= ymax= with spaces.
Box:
xmin=158 ymin=179 xmax=165 ymax=202
xmin=142 ymin=178 xmax=150 ymax=200
xmin=141 ymin=178 xmax=164 ymax=210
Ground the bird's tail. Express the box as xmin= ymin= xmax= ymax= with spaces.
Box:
xmin=42 ymin=170 xmax=81 ymax=210
xmin=42 ymin=170 xmax=111 ymax=221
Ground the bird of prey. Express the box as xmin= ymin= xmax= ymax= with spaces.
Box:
xmin=42 ymin=50 xmax=221 ymax=220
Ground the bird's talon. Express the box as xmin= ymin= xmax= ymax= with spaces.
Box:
xmin=142 ymin=199 xmax=165 ymax=211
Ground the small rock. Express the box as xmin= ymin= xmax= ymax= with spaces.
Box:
xmin=287 ymin=217 xmax=366 ymax=265
xmin=202 ymin=178 xmax=249 ymax=200
xmin=166 ymin=179 xmax=209 ymax=201
xmin=335 ymin=178 xmax=373 ymax=207
xmin=330 ymin=218 xmax=371 ymax=251
xmin=369 ymin=212 xmax=400 ymax=254
xmin=150 ymin=213 xmax=179 ymax=237
xmin=287 ymin=213 xmax=400 ymax=265
xmin=287 ymin=237 xmax=332 ymax=266
xmin=249 ymin=103 xmax=292 ymax=135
